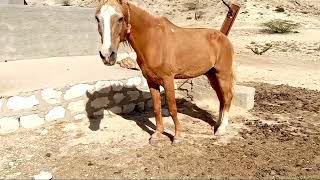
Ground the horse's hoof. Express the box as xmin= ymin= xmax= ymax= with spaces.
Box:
xmin=172 ymin=137 xmax=184 ymax=146
xmin=214 ymin=127 xmax=227 ymax=136
xmin=149 ymin=137 xmax=165 ymax=147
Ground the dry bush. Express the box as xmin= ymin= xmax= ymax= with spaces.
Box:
xmin=62 ymin=0 xmax=71 ymax=6
xmin=262 ymin=19 xmax=300 ymax=34
xmin=183 ymin=2 xmax=198 ymax=10
xmin=246 ymin=42 xmax=273 ymax=55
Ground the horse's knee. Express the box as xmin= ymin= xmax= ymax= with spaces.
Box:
xmin=168 ymin=106 xmax=178 ymax=118
xmin=153 ymin=106 xmax=161 ymax=116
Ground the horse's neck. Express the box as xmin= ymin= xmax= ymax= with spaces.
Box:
xmin=127 ymin=3 xmax=155 ymax=34
xmin=126 ymin=3 xmax=157 ymax=57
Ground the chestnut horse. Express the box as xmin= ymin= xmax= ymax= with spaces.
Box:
xmin=95 ymin=0 xmax=235 ymax=145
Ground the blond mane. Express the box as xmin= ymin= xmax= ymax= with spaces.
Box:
xmin=96 ymin=0 xmax=156 ymax=16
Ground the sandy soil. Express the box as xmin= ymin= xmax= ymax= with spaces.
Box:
xmin=1 ymin=0 xmax=320 ymax=179
xmin=0 ymin=82 xmax=319 ymax=179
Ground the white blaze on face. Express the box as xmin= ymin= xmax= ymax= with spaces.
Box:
xmin=100 ymin=5 xmax=118 ymax=57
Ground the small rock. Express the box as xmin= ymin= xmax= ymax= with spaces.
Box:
xmin=108 ymin=106 xmax=122 ymax=115
xmin=74 ymin=114 xmax=87 ymax=121
xmin=64 ymin=84 xmax=94 ymax=100
xmin=126 ymin=77 xmax=142 ymax=88
xmin=33 ymin=171 xmax=52 ymax=180
xmin=45 ymin=106 xmax=65 ymax=121
xmin=127 ymin=91 xmax=140 ymax=101
xmin=142 ymin=78 xmax=148 ymax=87
xmin=123 ymin=103 xmax=135 ymax=114
xmin=95 ymin=81 xmax=111 ymax=93
xmin=142 ymin=90 xmax=151 ymax=99
xmin=117 ymin=57 xmax=140 ymax=70
xmin=41 ymin=88 xmax=62 ymax=104
xmin=110 ymin=81 xmax=124 ymax=91
xmin=0 ymin=117 xmax=19 ymax=134
xmin=136 ymin=102 xmax=145 ymax=112
xmin=275 ymin=6 xmax=285 ymax=12
xmin=26 ymin=154 xmax=34 ymax=160
xmin=9 ymin=162 xmax=14 ymax=167
xmin=113 ymin=93 xmax=125 ymax=104
xmin=45 ymin=153 xmax=51 ymax=157
xmin=40 ymin=129 xmax=48 ymax=136
xmin=91 ymin=97 xmax=109 ymax=109
xmin=7 ymin=95 xmax=39 ymax=111
xmin=270 ymin=170 xmax=277 ymax=176
xmin=93 ymin=110 xmax=104 ymax=117
xmin=67 ymin=100 xmax=85 ymax=114
xmin=88 ymin=161 xmax=94 ymax=166
xmin=20 ymin=115 xmax=44 ymax=129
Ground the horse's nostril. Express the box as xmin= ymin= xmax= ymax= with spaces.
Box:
xmin=99 ymin=51 xmax=105 ymax=59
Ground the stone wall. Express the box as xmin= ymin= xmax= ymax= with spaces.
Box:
xmin=0 ymin=76 xmax=166 ymax=134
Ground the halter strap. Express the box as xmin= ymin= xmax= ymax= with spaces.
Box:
xmin=125 ymin=1 xmax=131 ymax=34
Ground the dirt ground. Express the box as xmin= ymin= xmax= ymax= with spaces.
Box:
xmin=1 ymin=82 xmax=319 ymax=179
xmin=1 ymin=0 xmax=320 ymax=179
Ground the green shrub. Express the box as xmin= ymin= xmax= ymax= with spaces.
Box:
xmin=262 ymin=19 xmax=300 ymax=34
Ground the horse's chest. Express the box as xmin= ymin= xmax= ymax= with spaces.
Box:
xmin=140 ymin=66 xmax=163 ymax=85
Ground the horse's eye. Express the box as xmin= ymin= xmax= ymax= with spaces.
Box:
xmin=118 ymin=17 xmax=124 ymax=23
xmin=95 ymin=16 xmax=100 ymax=23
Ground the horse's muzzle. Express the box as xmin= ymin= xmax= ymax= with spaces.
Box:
xmin=99 ymin=51 xmax=117 ymax=66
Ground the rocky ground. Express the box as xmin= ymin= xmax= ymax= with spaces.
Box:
xmin=1 ymin=0 xmax=320 ymax=179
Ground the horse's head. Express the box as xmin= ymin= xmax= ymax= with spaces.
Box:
xmin=95 ymin=0 xmax=129 ymax=65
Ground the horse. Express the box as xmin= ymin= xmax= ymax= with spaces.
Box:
xmin=95 ymin=0 xmax=235 ymax=145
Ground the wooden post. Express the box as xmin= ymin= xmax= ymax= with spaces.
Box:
xmin=220 ymin=2 xmax=240 ymax=36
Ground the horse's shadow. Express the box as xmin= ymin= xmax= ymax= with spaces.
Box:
xmin=85 ymin=86 xmax=218 ymax=140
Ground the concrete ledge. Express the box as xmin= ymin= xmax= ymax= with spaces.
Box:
xmin=0 ymin=0 xmax=24 ymax=4
xmin=233 ymin=85 xmax=255 ymax=110
xmin=175 ymin=79 xmax=256 ymax=111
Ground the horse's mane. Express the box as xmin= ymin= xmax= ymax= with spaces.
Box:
xmin=96 ymin=0 xmax=156 ymax=16
xmin=128 ymin=0 xmax=156 ymax=16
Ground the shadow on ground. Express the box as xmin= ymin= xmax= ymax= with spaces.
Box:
xmin=85 ymin=86 xmax=219 ymax=141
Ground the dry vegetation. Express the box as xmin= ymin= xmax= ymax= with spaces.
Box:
xmin=262 ymin=19 xmax=300 ymax=34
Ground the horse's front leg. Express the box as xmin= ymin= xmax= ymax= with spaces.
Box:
xmin=147 ymin=80 xmax=167 ymax=146
xmin=163 ymin=77 xmax=183 ymax=145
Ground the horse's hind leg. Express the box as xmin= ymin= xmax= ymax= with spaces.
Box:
xmin=206 ymin=68 xmax=233 ymax=135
